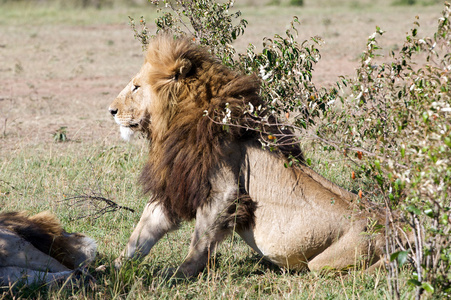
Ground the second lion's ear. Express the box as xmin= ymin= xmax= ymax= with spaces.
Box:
xmin=175 ymin=59 xmax=192 ymax=81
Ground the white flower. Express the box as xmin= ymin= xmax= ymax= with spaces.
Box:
xmin=222 ymin=104 xmax=232 ymax=124
xmin=248 ymin=102 xmax=254 ymax=113
xmin=262 ymin=72 xmax=272 ymax=81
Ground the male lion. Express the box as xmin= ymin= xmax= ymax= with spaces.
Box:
xmin=0 ymin=211 xmax=96 ymax=286
xmin=109 ymin=35 xmax=387 ymax=277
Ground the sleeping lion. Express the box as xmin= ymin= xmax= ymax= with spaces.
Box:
xmin=109 ymin=34 xmax=390 ymax=277
xmin=0 ymin=211 xmax=96 ymax=286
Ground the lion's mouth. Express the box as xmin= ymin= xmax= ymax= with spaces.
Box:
xmin=113 ymin=116 xmax=141 ymax=129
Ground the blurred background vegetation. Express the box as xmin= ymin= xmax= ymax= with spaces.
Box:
xmin=0 ymin=0 xmax=446 ymax=7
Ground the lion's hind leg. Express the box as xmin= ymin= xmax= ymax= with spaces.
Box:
xmin=307 ymin=224 xmax=382 ymax=273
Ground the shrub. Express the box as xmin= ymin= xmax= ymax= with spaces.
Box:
xmin=317 ymin=4 xmax=451 ymax=298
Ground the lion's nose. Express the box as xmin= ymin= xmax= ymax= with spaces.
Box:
xmin=109 ymin=108 xmax=118 ymax=116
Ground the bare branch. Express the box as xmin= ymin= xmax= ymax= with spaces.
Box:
xmin=61 ymin=194 xmax=135 ymax=220
xmin=205 ymin=113 xmax=409 ymax=170
xmin=59 ymin=159 xmax=135 ymax=220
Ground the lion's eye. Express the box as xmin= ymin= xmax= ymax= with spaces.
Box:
xmin=132 ymin=85 xmax=140 ymax=93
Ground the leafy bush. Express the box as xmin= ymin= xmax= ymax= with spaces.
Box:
xmin=237 ymin=19 xmax=326 ymax=125
xmin=134 ymin=0 xmax=247 ymax=66
xmin=132 ymin=0 xmax=450 ymax=297
xmin=318 ymin=5 xmax=451 ymax=297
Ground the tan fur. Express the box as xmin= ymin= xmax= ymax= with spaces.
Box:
xmin=0 ymin=211 xmax=96 ymax=286
xmin=109 ymin=35 xmax=389 ymax=277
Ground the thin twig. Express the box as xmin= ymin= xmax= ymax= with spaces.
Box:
xmin=61 ymin=194 xmax=134 ymax=220
xmin=205 ymin=114 xmax=409 ymax=170
xmin=59 ymin=159 xmax=135 ymax=220
xmin=167 ymin=1 xmax=196 ymax=37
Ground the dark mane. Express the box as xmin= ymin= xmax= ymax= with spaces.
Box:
xmin=0 ymin=211 xmax=62 ymax=254
xmin=139 ymin=35 xmax=303 ymax=221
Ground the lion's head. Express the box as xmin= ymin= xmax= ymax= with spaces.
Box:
xmin=109 ymin=35 xmax=247 ymax=142
xmin=108 ymin=63 xmax=153 ymax=141
xmin=109 ymin=35 xmax=301 ymax=221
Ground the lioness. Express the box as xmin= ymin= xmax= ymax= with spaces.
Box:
xmin=0 ymin=211 xmax=96 ymax=286
xmin=109 ymin=35 xmax=387 ymax=277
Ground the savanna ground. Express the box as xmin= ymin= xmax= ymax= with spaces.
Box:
xmin=0 ymin=0 xmax=446 ymax=298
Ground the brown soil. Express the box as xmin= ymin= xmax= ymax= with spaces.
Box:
xmin=0 ymin=2 xmax=444 ymax=153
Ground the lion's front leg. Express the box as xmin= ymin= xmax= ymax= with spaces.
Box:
xmin=114 ymin=201 xmax=178 ymax=268
xmin=175 ymin=195 xmax=235 ymax=278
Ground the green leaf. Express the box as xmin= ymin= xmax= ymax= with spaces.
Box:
xmin=424 ymin=209 xmax=434 ymax=218
xmin=440 ymin=213 xmax=448 ymax=225
xmin=407 ymin=279 xmax=421 ymax=287
xmin=375 ymin=175 xmax=384 ymax=186
xmin=421 ymin=282 xmax=434 ymax=293
xmin=306 ymin=158 xmax=312 ymax=166
xmin=374 ymin=160 xmax=381 ymax=171
xmin=422 ymin=111 xmax=429 ymax=123
xmin=390 ymin=250 xmax=409 ymax=266
xmin=394 ymin=178 xmax=402 ymax=191
xmin=445 ymin=136 xmax=451 ymax=148
xmin=407 ymin=205 xmax=421 ymax=215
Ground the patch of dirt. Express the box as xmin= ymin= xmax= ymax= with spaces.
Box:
xmin=0 ymin=23 xmax=142 ymax=151
xmin=0 ymin=3 xmax=444 ymax=153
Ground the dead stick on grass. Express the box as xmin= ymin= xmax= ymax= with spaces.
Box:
xmin=61 ymin=194 xmax=135 ymax=220
xmin=59 ymin=160 xmax=135 ymax=219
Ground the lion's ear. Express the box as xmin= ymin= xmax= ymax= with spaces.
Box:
xmin=175 ymin=59 xmax=192 ymax=81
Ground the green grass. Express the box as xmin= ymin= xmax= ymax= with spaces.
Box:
xmin=0 ymin=140 xmax=416 ymax=299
